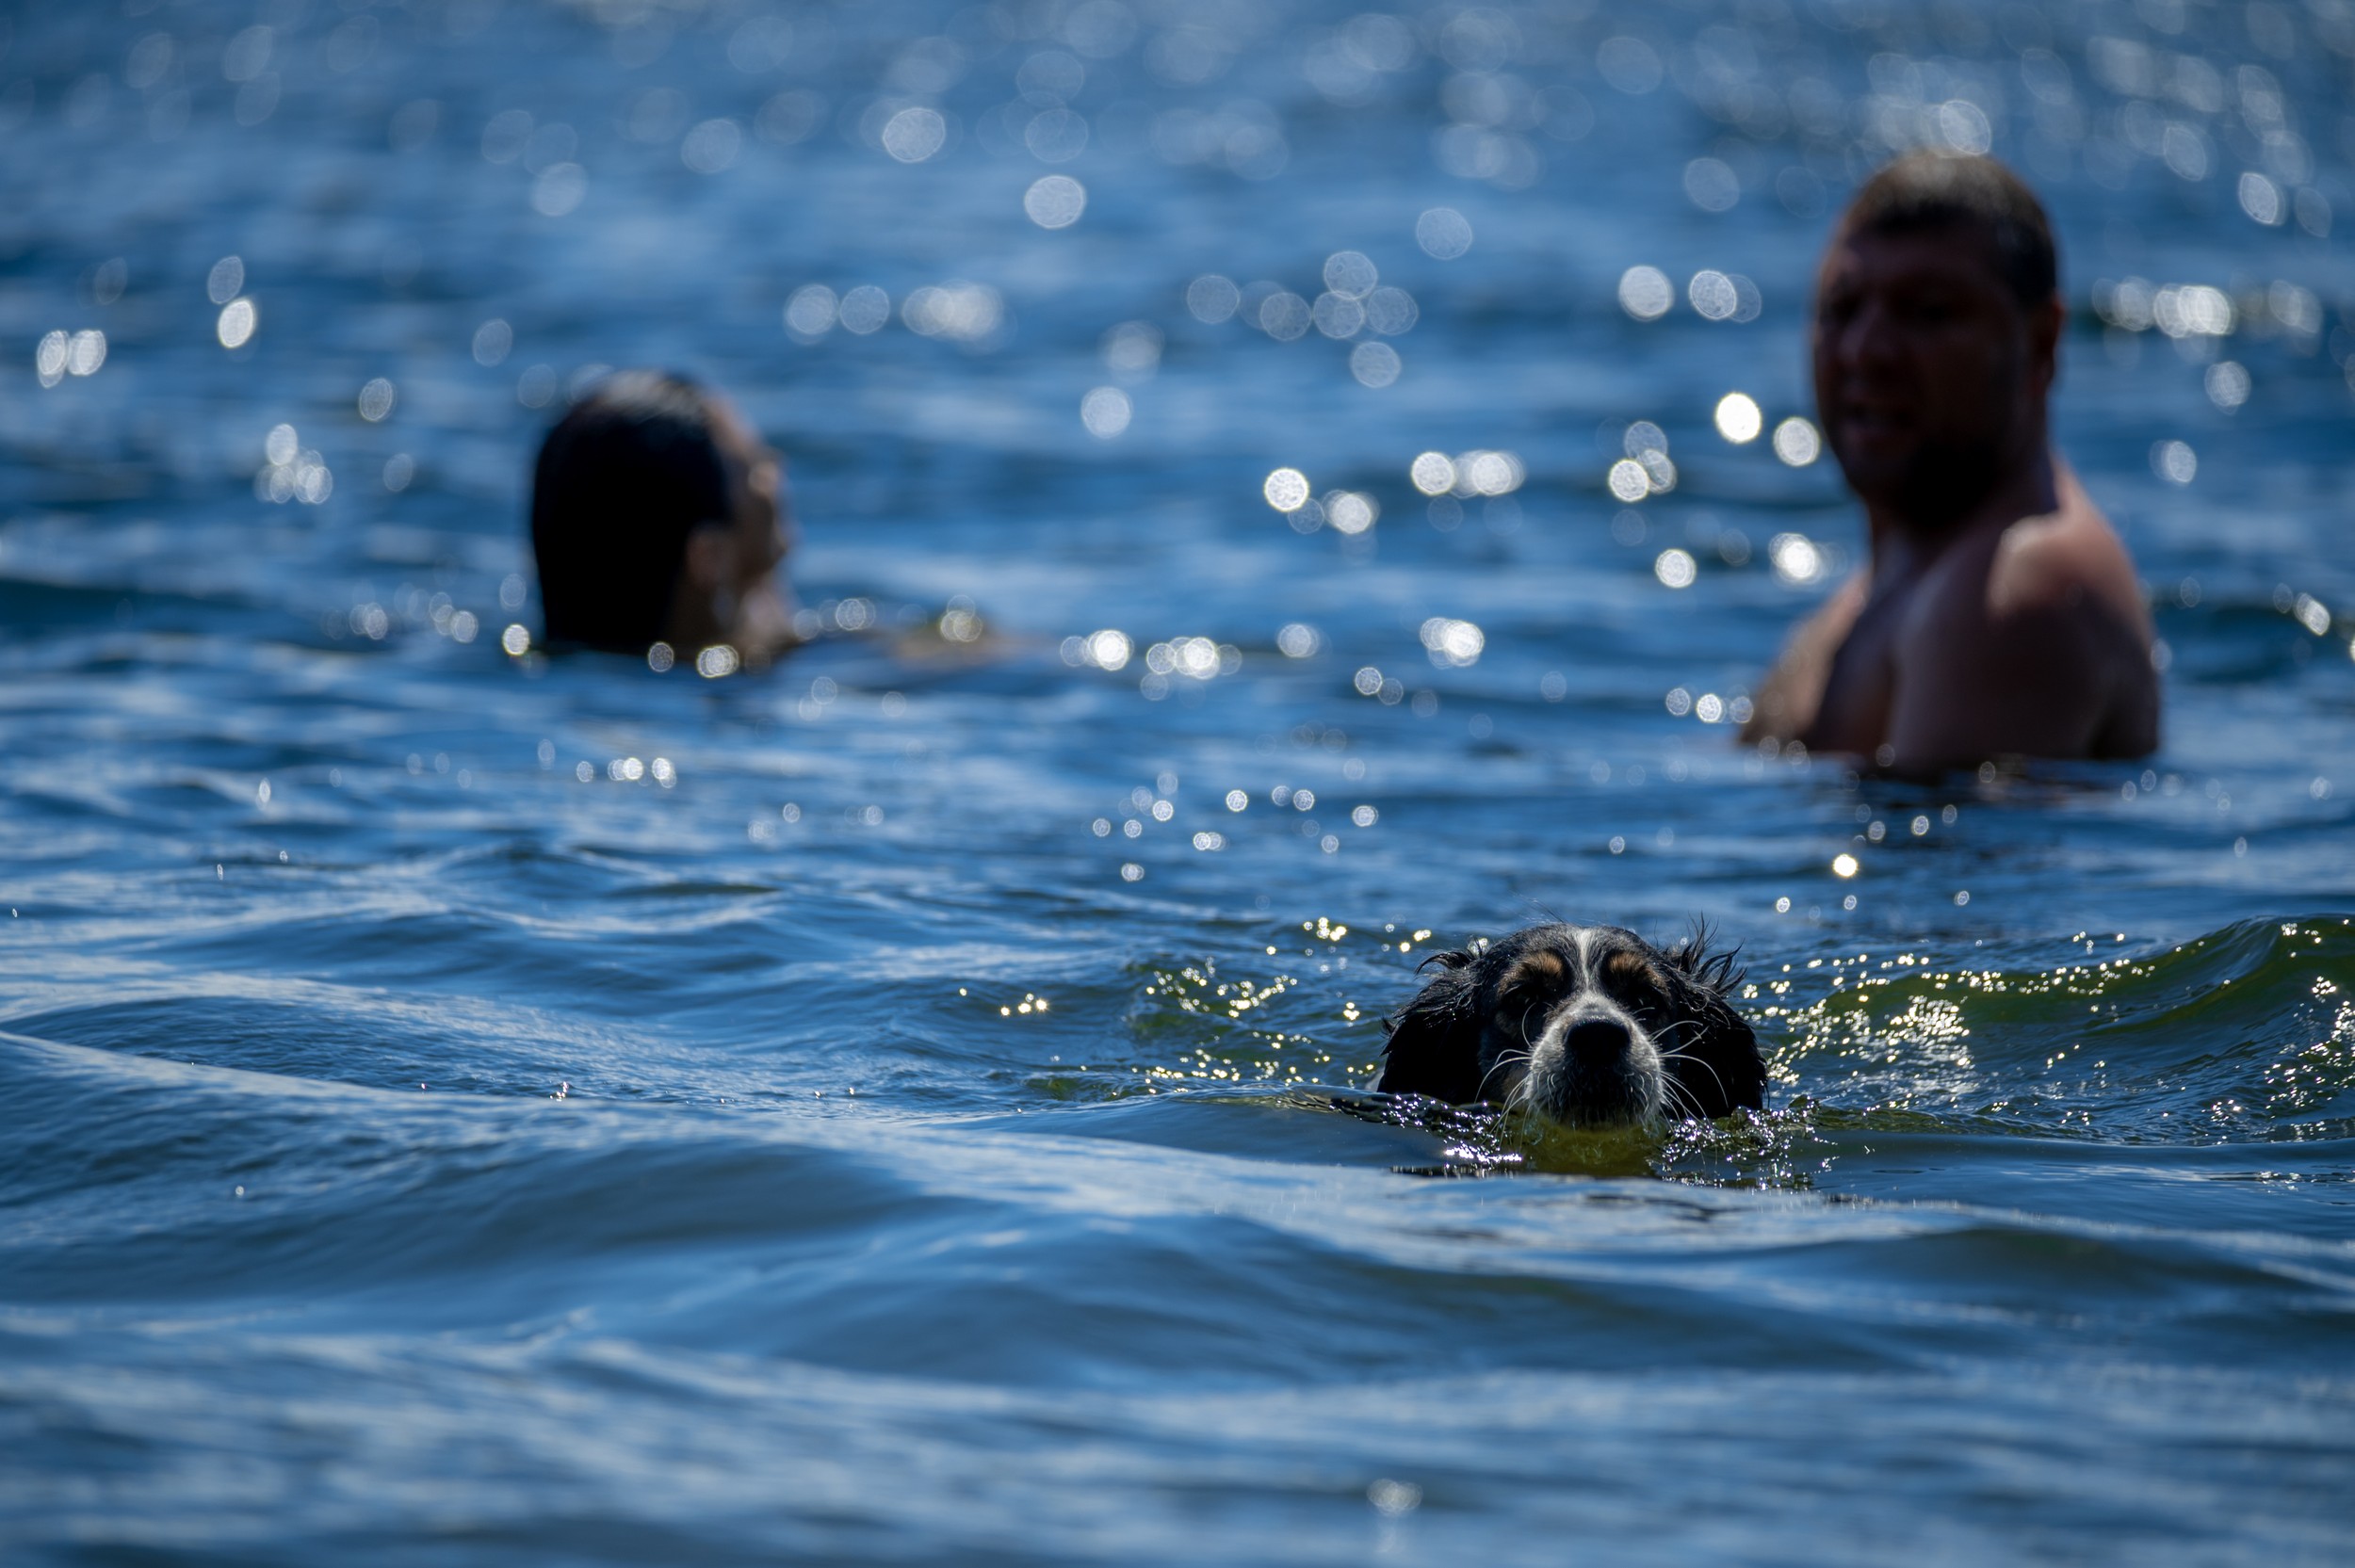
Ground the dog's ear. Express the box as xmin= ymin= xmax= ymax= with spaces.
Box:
xmin=1662 ymin=922 xmax=1765 ymax=1115
xmin=1375 ymin=950 xmax=1486 ymax=1104
xmin=1664 ymin=919 xmax=1745 ymax=995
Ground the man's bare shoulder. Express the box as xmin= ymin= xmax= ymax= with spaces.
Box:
xmin=1886 ymin=468 xmax=2159 ymax=764
xmin=1984 ymin=476 xmax=2151 ymax=634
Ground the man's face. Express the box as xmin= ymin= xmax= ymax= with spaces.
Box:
xmin=1811 ymin=223 xmax=2056 ymax=524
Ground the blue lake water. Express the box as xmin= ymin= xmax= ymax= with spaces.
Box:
xmin=5 ymin=0 xmax=2355 ymax=1561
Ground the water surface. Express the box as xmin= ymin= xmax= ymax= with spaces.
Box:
xmin=4 ymin=0 xmax=2354 ymax=1561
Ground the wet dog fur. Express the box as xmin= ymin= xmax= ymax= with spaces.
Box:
xmin=1375 ymin=924 xmax=1764 ymax=1126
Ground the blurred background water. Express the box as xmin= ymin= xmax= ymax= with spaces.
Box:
xmin=5 ymin=0 xmax=2355 ymax=1561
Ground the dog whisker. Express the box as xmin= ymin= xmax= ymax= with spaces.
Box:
xmin=1475 ymin=1048 xmax=1532 ymax=1103
xmin=1655 ymin=1043 xmax=1731 ymax=1108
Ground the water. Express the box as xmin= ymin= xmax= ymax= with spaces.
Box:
xmin=5 ymin=1 xmax=2355 ymax=1560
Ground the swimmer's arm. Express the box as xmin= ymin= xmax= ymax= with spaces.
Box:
xmin=1740 ymin=572 xmax=1865 ymax=744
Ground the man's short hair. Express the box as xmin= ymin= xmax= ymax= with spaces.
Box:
xmin=529 ymin=370 xmax=731 ymax=652
xmin=1839 ymin=152 xmax=2058 ymax=309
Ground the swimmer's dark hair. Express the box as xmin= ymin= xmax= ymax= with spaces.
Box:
xmin=1841 ymin=152 xmax=2058 ymax=310
xmin=529 ymin=370 xmax=731 ymax=652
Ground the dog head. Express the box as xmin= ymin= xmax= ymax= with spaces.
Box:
xmin=1375 ymin=923 xmax=1764 ymax=1126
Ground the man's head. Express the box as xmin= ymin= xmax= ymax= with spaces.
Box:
xmin=1812 ymin=153 xmax=2063 ymax=527
xmin=529 ymin=371 xmax=791 ymax=655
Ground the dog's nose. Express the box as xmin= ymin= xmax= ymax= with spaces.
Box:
xmin=1562 ymin=1016 xmax=1632 ymax=1062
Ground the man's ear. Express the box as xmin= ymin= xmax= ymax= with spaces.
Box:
xmin=1375 ymin=953 xmax=1486 ymax=1105
xmin=680 ymin=523 xmax=733 ymax=593
xmin=2030 ymin=292 xmax=2064 ymax=393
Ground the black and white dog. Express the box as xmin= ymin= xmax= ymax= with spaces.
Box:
xmin=1376 ymin=924 xmax=1765 ymax=1125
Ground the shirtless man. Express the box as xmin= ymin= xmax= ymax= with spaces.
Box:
xmin=1742 ymin=153 xmax=2160 ymax=770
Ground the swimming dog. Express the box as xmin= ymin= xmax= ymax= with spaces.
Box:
xmin=1375 ymin=924 xmax=1764 ymax=1125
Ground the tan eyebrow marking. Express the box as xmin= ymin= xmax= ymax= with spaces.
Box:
xmin=1501 ymin=950 xmax=1566 ymax=991
xmin=1602 ymin=948 xmax=1664 ymax=989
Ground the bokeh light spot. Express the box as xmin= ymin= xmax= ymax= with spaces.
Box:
xmin=1415 ymin=207 xmax=1472 ymax=259
xmin=1617 ymin=266 xmax=1673 ymax=321
xmin=1080 ymin=386 xmax=1131 ymax=438
xmin=217 ymin=298 xmax=257 ymax=348
xmin=1714 ymin=392 xmax=1762 ymax=444
xmin=1024 ymin=174 xmax=1087 ymax=228
xmin=1263 ymin=468 xmax=1310 ymax=512
xmin=882 ymin=105 xmax=947 ymax=163
xmin=1772 ymin=417 xmax=1822 ymax=466
xmin=1349 ymin=341 xmax=1401 ymax=387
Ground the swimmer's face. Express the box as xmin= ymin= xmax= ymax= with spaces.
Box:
xmin=711 ymin=401 xmax=789 ymax=598
xmin=676 ymin=398 xmax=797 ymax=656
xmin=1812 ymin=224 xmax=2060 ymax=523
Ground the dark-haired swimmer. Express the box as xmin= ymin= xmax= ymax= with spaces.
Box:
xmin=530 ymin=371 xmax=799 ymax=663
xmin=1742 ymin=153 xmax=2159 ymax=772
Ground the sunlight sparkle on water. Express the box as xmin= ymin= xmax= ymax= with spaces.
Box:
xmin=1414 ymin=206 xmax=1472 ymax=259
xmin=882 ymin=106 xmax=947 ymax=163
xmin=1263 ymin=468 xmax=1309 ymax=511
xmin=1683 ymin=157 xmax=1739 ymax=212
xmin=1080 ymin=386 xmax=1131 ymax=438
xmin=1617 ymin=266 xmax=1673 ymax=321
xmin=1453 ymin=450 xmax=1524 ymax=496
xmin=1773 ymin=417 xmax=1822 ymax=466
xmin=682 ymin=119 xmax=743 ymax=174
xmin=1350 ymin=342 xmax=1402 ymax=387
xmin=1325 ymin=492 xmax=1377 ymax=534
xmin=1714 ymin=393 xmax=1762 ymax=444
xmin=902 ymin=283 xmax=1003 ymax=343
xmin=2239 ymin=170 xmax=2285 ymax=226
xmin=472 ymin=319 xmax=512 ymax=366
xmin=1420 ymin=618 xmax=1484 ymax=668
xmin=62 ymin=331 xmax=106 ymax=378
xmin=2205 ymin=362 xmax=2250 ymax=411
xmin=532 ymin=163 xmax=588 ymax=217
xmin=1024 ymin=174 xmax=1086 ymax=228
xmin=1769 ymin=533 xmax=1825 ymax=585
xmin=1323 ymin=251 xmax=1377 ymax=298
xmin=785 ymin=284 xmax=838 ymax=339
xmin=34 ymin=331 xmax=68 ymax=388
xmin=1258 ymin=291 xmax=1311 ymax=341
xmin=837 ymin=286 xmax=891 ymax=334
xmin=1185 ymin=274 xmax=1239 ymax=323
xmin=1688 ymin=270 xmax=1761 ymax=323
xmin=1088 ymin=629 xmax=1131 ymax=671
xmin=217 ymin=299 xmax=256 ymax=348
xmin=1616 ymin=428 xmax=1676 ymax=493
xmin=1103 ymin=322 xmax=1162 ymax=380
